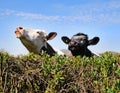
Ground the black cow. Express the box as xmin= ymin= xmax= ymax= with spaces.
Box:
xmin=61 ymin=33 xmax=100 ymax=57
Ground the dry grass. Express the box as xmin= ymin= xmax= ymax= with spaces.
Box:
xmin=0 ymin=51 xmax=120 ymax=93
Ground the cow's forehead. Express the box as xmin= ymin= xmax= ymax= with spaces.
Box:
xmin=71 ymin=35 xmax=87 ymax=40
xmin=35 ymin=29 xmax=46 ymax=33
xmin=24 ymin=28 xmax=47 ymax=34
xmin=24 ymin=28 xmax=34 ymax=32
xmin=35 ymin=29 xmax=47 ymax=34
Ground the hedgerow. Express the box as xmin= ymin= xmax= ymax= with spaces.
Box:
xmin=0 ymin=51 xmax=120 ymax=93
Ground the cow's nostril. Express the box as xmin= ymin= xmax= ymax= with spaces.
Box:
xmin=74 ymin=42 xmax=77 ymax=45
xmin=70 ymin=41 xmax=78 ymax=46
xmin=19 ymin=26 xmax=23 ymax=29
xmin=15 ymin=30 xmax=19 ymax=33
xmin=70 ymin=42 xmax=75 ymax=46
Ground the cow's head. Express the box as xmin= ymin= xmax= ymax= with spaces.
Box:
xmin=61 ymin=33 xmax=99 ymax=52
xmin=14 ymin=26 xmax=57 ymax=54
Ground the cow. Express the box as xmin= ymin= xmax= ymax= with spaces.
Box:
xmin=14 ymin=26 xmax=64 ymax=56
xmin=61 ymin=33 xmax=100 ymax=57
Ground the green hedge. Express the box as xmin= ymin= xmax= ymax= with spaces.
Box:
xmin=0 ymin=51 xmax=120 ymax=93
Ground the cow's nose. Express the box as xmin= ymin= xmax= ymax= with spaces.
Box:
xmin=18 ymin=26 xmax=23 ymax=30
xmin=69 ymin=41 xmax=77 ymax=46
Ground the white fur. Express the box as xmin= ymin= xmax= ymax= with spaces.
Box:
xmin=53 ymin=48 xmax=65 ymax=55
xmin=15 ymin=26 xmax=64 ymax=55
xmin=15 ymin=27 xmax=47 ymax=54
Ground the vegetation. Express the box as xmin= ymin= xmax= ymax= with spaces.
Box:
xmin=0 ymin=51 xmax=120 ymax=93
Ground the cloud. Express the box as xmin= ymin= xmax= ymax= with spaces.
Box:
xmin=68 ymin=1 xmax=120 ymax=23
xmin=0 ymin=9 xmax=15 ymax=16
xmin=0 ymin=9 xmax=61 ymax=21
xmin=0 ymin=1 xmax=120 ymax=24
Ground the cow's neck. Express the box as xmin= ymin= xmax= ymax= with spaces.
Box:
xmin=71 ymin=47 xmax=92 ymax=57
xmin=40 ymin=42 xmax=56 ymax=56
xmin=20 ymin=38 xmax=39 ymax=54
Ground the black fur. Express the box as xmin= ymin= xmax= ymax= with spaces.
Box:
xmin=40 ymin=43 xmax=56 ymax=56
xmin=61 ymin=33 xmax=100 ymax=57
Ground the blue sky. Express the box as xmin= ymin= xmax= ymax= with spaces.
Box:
xmin=0 ymin=0 xmax=120 ymax=56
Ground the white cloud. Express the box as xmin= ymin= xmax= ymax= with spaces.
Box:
xmin=0 ymin=9 xmax=15 ymax=16
xmin=0 ymin=1 xmax=120 ymax=24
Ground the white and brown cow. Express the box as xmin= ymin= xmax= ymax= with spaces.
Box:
xmin=14 ymin=26 xmax=64 ymax=56
xmin=61 ymin=33 xmax=100 ymax=57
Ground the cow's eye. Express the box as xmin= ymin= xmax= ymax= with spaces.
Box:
xmin=36 ymin=31 xmax=40 ymax=34
xmin=80 ymin=38 xmax=86 ymax=41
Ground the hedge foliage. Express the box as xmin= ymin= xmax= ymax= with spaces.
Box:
xmin=0 ymin=51 xmax=120 ymax=93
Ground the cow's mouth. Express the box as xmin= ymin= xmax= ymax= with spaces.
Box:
xmin=69 ymin=46 xmax=76 ymax=51
xmin=15 ymin=30 xmax=22 ymax=38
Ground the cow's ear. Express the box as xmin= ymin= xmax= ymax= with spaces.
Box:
xmin=61 ymin=36 xmax=71 ymax=44
xmin=47 ymin=32 xmax=57 ymax=40
xmin=88 ymin=37 xmax=100 ymax=45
